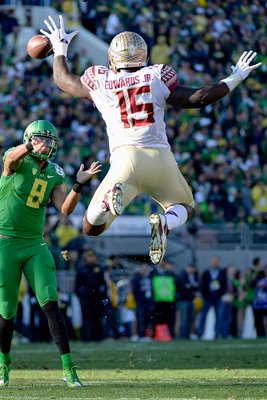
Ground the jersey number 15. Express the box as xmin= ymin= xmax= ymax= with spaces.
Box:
xmin=116 ymin=85 xmax=155 ymax=128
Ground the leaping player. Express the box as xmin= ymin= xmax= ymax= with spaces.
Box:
xmin=41 ymin=15 xmax=262 ymax=265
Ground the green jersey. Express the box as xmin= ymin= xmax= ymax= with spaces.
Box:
xmin=0 ymin=149 xmax=65 ymax=239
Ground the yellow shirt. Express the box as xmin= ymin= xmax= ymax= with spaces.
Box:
xmin=251 ymin=184 xmax=267 ymax=213
xmin=55 ymin=225 xmax=79 ymax=247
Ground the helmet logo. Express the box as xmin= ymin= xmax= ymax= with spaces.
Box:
xmin=129 ymin=44 xmax=135 ymax=56
xmin=108 ymin=31 xmax=147 ymax=70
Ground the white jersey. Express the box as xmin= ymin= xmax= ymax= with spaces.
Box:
xmin=81 ymin=64 xmax=179 ymax=153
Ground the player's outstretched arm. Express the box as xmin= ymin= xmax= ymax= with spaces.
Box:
xmin=3 ymin=145 xmax=30 ymax=175
xmin=167 ymin=82 xmax=229 ymax=109
xmin=51 ymin=161 xmax=102 ymax=215
xmin=167 ymin=50 xmax=262 ymax=109
xmin=54 ymin=56 xmax=90 ymax=99
xmin=41 ymin=15 xmax=91 ymax=99
xmin=3 ymin=140 xmax=46 ymax=175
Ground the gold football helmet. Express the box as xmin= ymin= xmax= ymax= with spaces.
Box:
xmin=108 ymin=31 xmax=147 ymax=71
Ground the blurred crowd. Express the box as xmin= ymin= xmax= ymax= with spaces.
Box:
xmin=0 ymin=0 xmax=267 ymax=225
xmin=1 ymin=1 xmax=267 ymax=227
xmin=1 ymin=1 xmax=267 ymax=341
xmin=15 ymin=252 xmax=267 ymax=342
xmin=1 ymin=2 xmax=267 ymax=227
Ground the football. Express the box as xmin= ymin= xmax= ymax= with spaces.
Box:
xmin=27 ymin=35 xmax=53 ymax=60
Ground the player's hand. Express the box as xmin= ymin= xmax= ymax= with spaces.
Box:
xmin=231 ymin=51 xmax=262 ymax=80
xmin=31 ymin=137 xmax=49 ymax=155
xmin=76 ymin=161 xmax=102 ymax=184
xmin=40 ymin=15 xmax=78 ymax=57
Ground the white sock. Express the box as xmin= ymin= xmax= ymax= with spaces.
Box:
xmin=86 ymin=201 xmax=110 ymax=225
xmin=165 ymin=204 xmax=188 ymax=231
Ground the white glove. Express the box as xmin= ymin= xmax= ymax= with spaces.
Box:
xmin=40 ymin=15 xmax=78 ymax=58
xmin=221 ymin=50 xmax=262 ymax=92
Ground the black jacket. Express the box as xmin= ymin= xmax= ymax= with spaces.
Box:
xmin=200 ymin=268 xmax=227 ymax=302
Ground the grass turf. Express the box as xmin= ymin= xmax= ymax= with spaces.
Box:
xmin=1 ymin=339 xmax=266 ymax=399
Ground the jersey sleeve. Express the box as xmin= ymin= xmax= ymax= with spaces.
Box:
xmin=81 ymin=65 xmax=108 ymax=92
xmin=2 ymin=147 xmax=15 ymax=161
xmin=160 ymin=65 xmax=179 ymax=93
xmin=53 ymin=163 xmax=65 ymax=186
xmin=2 ymin=147 xmax=24 ymax=173
xmin=81 ymin=66 xmax=97 ymax=91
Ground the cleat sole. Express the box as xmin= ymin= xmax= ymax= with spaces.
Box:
xmin=149 ymin=213 xmax=167 ymax=264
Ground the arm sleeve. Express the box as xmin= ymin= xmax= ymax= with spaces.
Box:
xmin=160 ymin=64 xmax=179 ymax=92
xmin=81 ymin=66 xmax=97 ymax=91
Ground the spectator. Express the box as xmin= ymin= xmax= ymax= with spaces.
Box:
xmin=105 ymin=8 xmax=124 ymax=41
xmin=104 ymin=255 xmax=125 ymax=283
xmin=151 ymin=260 xmax=177 ymax=341
xmin=55 ymin=216 xmax=79 ymax=248
xmin=79 ymin=0 xmax=97 ymax=34
xmin=116 ymin=279 xmax=136 ymax=339
xmin=248 ymin=256 xmax=265 ymax=336
xmin=150 ymin=35 xmax=171 ymax=65
xmin=197 ymin=255 xmax=227 ymax=339
xmin=75 ymin=249 xmax=107 ymax=341
xmin=132 ymin=263 xmax=154 ymax=341
xmin=103 ymin=261 xmax=120 ymax=339
xmin=231 ymin=268 xmax=253 ymax=338
xmin=252 ymin=265 xmax=267 ymax=337
xmin=241 ymin=177 xmax=254 ymax=216
xmin=251 ymin=179 xmax=267 ymax=215
xmin=177 ymin=263 xmax=200 ymax=339
xmin=220 ymin=264 xmax=237 ymax=338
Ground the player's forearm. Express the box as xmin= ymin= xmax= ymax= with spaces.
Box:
xmin=61 ymin=190 xmax=81 ymax=216
xmin=187 ymin=82 xmax=230 ymax=107
xmin=53 ymin=56 xmax=89 ymax=98
xmin=167 ymin=82 xmax=229 ymax=109
xmin=60 ymin=179 xmax=87 ymax=215
xmin=53 ymin=56 xmax=74 ymax=92
xmin=4 ymin=144 xmax=32 ymax=172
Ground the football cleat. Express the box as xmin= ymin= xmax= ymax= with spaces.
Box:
xmin=102 ymin=183 xmax=124 ymax=215
xmin=0 ymin=364 xmax=10 ymax=387
xmin=149 ymin=213 xmax=168 ymax=264
xmin=63 ymin=366 xmax=82 ymax=387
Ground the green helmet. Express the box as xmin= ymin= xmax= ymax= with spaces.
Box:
xmin=23 ymin=120 xmax=59 ymax=161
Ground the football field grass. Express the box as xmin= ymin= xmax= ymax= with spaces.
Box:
xmin=1 ymin=339 xmax=266 ymax=399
